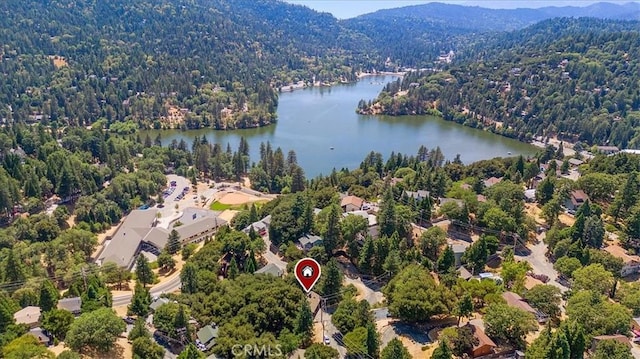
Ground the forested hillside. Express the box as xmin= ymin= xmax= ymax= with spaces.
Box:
xmin=0 ymin=0 xmax=377 ymax=130
xmin=360 ymin=18 xmax=640 ymax=148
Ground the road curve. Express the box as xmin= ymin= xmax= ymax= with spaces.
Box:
xmin=112 ymin=273 xmax=182 ymax=307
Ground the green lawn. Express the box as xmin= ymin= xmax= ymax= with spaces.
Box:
xmin=209 ymin=201 xmax=232 ymax=211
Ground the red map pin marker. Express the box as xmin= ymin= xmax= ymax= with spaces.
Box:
xmin=294 ymin=258 xmax=321 ymax=293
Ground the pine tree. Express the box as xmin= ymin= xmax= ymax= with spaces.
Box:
xmin=294 ymin=301 xmax=314 ymax=345
xmin=249 ymin=204 xmax=258 ymax=223
xmin=245 ymin=251 xmax=257 ymax=273
xmin=4 ymin=250 xmax=25 ymax=283
xmin=358 ymin=236 xmax=375 ymax=275
xmin=432 ymin=340 xmax=453 ymax=359
xmin=135 ymin=255 xmax=155 ymax=287
xmin=174 ymin=305 xmax=189 ymax=336
xmin=321 ymin=258 xmax=343 ymax=298
xmin=128 ymin=281 xmax=151 ymax=317
xmin=378 ymin=189 xmax=396 ymax=237
xmin=381 ymin=338 xmax=411 ymax=359
xmin=177 ymin=344 xmax=203 ymax=359
xmin=228 ymin=257 xmax=239 ymax=279
xmin=128 ymin=318 xmax=150 ymax=341
xmin=166 ymin=229 xmax=181 ymax=255
xmin=366 ymin=322 xmax=380 ymax=358
xmin=437 ymin=246 xmax=455 ymax=273
xmin=324 ymin=204 xmax=341 ymax=255
xmin=180 ymin=263 xmax=198 ymax=294
xmin=39 ymin=279 xmax=59 ymax=312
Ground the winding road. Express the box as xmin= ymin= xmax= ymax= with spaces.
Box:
xmin=112 ymin=273 xmax=182 ymax=307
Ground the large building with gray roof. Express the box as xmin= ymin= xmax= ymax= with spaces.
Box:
xmin=96 ymin=208 xmax=227 ymax=269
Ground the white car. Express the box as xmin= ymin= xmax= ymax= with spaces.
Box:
xmin=323 ymin=335 xmax=330 ymax=345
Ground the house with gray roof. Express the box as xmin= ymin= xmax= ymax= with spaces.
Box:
xmin=57 ymin=297 xmax=82 ymax=315
xmin=254 ymin=263 xmax=284 ymax=277
xmin=403 ymin=190 xmax=430 ymax=202
xmin=197 ymin=324 xmax=219 ymax=350
xmin=150 ymin=297 xmax=170 ymax=312
xmin=297 ymin=234 xmax=323 ymax=251
xmin=14 ymin=306 xmax=41 ymax=328
xmin=96 ymin=210 xmax=159 ymax=269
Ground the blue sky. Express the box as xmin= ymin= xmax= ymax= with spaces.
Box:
xmin=284 ymin=0 xmax=639 ymax=19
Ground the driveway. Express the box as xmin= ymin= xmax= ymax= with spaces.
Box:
xmin=343 ymin=276 xmax=385 ymax=305
xmin=515 ymin=233 xmax=568 ymax=293
xmin=261 ymin=235 xmax=287 ymax=269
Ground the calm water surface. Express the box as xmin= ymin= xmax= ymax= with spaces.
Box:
xmin=143 ymin=76 xmax=537 ymax=177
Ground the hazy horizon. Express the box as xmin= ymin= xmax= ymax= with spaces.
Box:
xmin=284 ymin=0 xmax=640 ymax=19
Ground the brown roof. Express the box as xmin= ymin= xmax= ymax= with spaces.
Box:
xmin=477 ymin=194 xmax=487 ymax=203
xmin=571 ymin=189 xmax=589 ymax=203
xmin=341 ymin=196 xmax=364 ymax=209
xmin=502 ymin=291 xmax=536 ymax=314
xmin=484 ymin=177 xmax=502 ymax=187
xmin=470 ymin=324 xmax=496 ymax=350
xmin=604 ymin=245 xmax=640 ymax=264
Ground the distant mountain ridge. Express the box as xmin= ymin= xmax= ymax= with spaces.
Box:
xmin=353 ymin=2 xmax=640 ymax=31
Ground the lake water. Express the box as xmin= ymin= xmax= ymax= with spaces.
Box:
xmin=142 ymin=75 xmax=537 ymax=177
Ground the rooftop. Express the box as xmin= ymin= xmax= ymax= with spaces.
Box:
xmin=603 ymin=245 xmax=640 ymax=264
xmin=255 ymin=263 xmax=284 ymax=277
xmin=97 ymin=209 xmax=159 ymax=268
xmin=341 ymin=195 xmax=364 ymax=209
xmin=342 ymin=211 xmax=377 ymax=226
xmin=502 ymin=291 xmax=536 ymax=314
xmin=197 ymin=325 xmax=219 ymax=349
xmin=57 ymin=297 xmax=82 ymax=313
xmin=298 ymin=234 xmax=323 ymax=247
xmin=14 ymin=306 xmax=41 ymax=326
xmin=484 ymin=177 xmax=502 ymax=187
xmin=470 ymin=324 xmax=496 ymax=350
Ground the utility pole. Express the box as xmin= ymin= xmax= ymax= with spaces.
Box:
xmin=81 ymin=267 xmax=87 ymax=291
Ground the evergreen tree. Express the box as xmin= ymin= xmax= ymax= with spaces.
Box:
xmin=128 ymin=318 xmax=150 ymax=341
xmin=324 ymin=204 xmax=341 ymax=255
xmin=432 ymin=340 xmax=453 ymax=359
xmin=177 ymin=344 xmax=203 ymax=359
xmin=135 ymin=255 xmax=155 ymax=287
xmin=437 ymin=246 xmax=455 ymax=273
xmin=294 ymin=301 xmax=314 ymax=345
xmin=249 ymin=204 xmax=258 ymax=223
xmin=128 ymin=281 xmax=151 ymax=317
xmin=321 ymin=258 xmax=343 ymax=298
xmin=174 ymin=305 xmax=189 ymax=336
xmin=246 ymin=250 xmax=257 ymax=273
xmin=455 ymin=295 xmax=474 ymax=326
xmin=166 ymin=229 xmax=181 ymax=255
xmin=366 ymin=322 xmax=380 ymax=358
xmin=378 ymin=189 xmax=397 ymax=237
xmin=381 ymin=338 xmax=411 ymax=359
xmin=38 ymin=279 xmax=59 ymax=313
xmin=358 ymin=236 xmax=375 ymax=274
xmin=3 ymin=250 xmax=25 ymax=283
xmin=228 ymin=257 xmax=239 ymax=279
xmin=181 ymin=263 xmax=198 ymax=294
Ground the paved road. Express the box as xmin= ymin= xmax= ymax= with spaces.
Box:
xmin=112 ymin=273 xmax=182 ymax=307
xmin=317 ymin=310 xmax=348 ymax=358
xmin=515 ymin=233 xmax=568 ymax=293
xmin=261 ymin=235 xmax=287 ymax=269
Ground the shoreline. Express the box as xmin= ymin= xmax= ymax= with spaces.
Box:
xmin=356 ymin=71 xmax=406 ymax=79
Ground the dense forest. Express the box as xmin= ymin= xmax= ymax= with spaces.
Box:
xmin=360 ymin=18 xmax=640 ymax=148
xmin=0 ymin=0 xmax=381 ymax=131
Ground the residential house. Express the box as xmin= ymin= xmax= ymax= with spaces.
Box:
xmin=564 ymin=190 xmax=590 ymax=211
xmin=591 ymin=335 xmax=631 ymax=352
xmin=595 ymin=146 xmax=619 ymax=155
xmin=461 ymin=183 xmax=472 ymax=191
xmin=438 ymin=197 xmax=465 ymax=208
xmin=14 ymin=306 xmax=41 ymax=328
xmin=242 ymin=221 xmax=267 ymax=236
xmin=96 ymin=208 xmax=227 ymax=269
xmin=403 ymin=190 xmax=430 ymax=202
xmin=297 ymin=234 xmax=323 ymax=251
xmin=150 ymin=297 xmax=171 ymax=313
xmin=451 ymin=243 xmax=468 ymax=268
xmin=476 ymin=194 xmax=487 ymax=203
xmin=28 ymin=328 xmax=53 ymax=346
xmin=469 ymin=324 xmax=497 ymax=358
xmin=341 ymin=195 xmax=365 ymax=212
xmin=631 ymin=318 xmax=640 ymax=340
xmin=57 ymin=297 xmax=82 ymax=316
xmin=604 ymin=245 xmax=640 ymax=277
xmin=502 ymin=291 xmax=549 ymax=323
xmin=196 ymin=324 xmax=219 ymax=351
xmin=483 ymin=177 xmax=502 ymax=188
xmin=342 ymin=211 xmax=379 ymax=239
xmin=568 ymin=158 xmax=584 ymax=168
xmin=254 ymin=263 xmax=284 ymax=277
xmin=524 ymin=189 xmax=536 ymax=203
xmin=457 ymin=266 xmax=473 ymax=281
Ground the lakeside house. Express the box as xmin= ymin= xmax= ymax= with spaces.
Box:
xmin=96 ymin=208 xmax=227 ymax=269
xmin=564 ymin=190 xmax=589 ymax=211
xmin=604 ymin=245 xmax=640 ymax=277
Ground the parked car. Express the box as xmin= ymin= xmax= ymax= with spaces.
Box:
xmin=323 ymin=335 xmax=330 ymax=345
xmin=123 ymin=316 xmax=135 ymax=324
